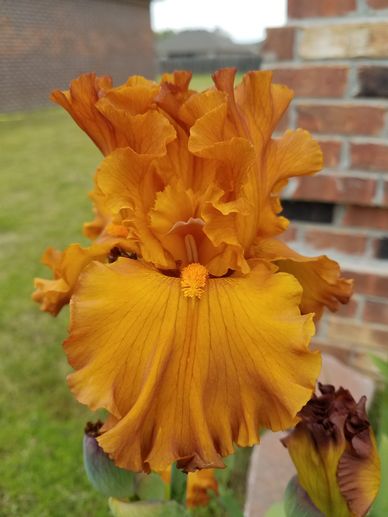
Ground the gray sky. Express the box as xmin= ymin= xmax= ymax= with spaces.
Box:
xmin=151 ymin=0 xmax=287 ymax=43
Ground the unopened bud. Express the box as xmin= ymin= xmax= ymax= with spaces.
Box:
xmin=83 ymin=421 xmax=135 ymax=498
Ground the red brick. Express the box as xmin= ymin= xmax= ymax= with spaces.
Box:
xmin=290 ymin=174 xmax=377 ymax=205
xmin=327 ymin=317 xmax=388 ymax=349
xmin=367 ymin=0 xmax=388 ymax=8
xmin=384 ymin=180 xmax=388 ymax=206
xmin=318 ymin=140 xmax=342 ymax=167
xmin=271 ymin=66 xmax=348 ymax=98
xmin=351 ymin=143 xmax=388 ymax=172
xmin=364 ymin=299 xmax=388 ymax=325
xmin=304 ymin=228 xmax=367 ymax=254
xmin=262 ymin=27 xmax=296 ymax=61
xmin=288 ymin=0 xmax=356 ymax=18
xmin=297 ymin=104 xmax=385 ymax=136
xmin=342 ymin=270 xmax=388 ymax=297
xmin=343 ymin=206 xmax=388 ymax=230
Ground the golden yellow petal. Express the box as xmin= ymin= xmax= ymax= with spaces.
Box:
xmin=32 ymin=240 xmax=128 ymax=315
xmin=95 ymin=148 xmax=175 ymax=269
xmin=51 ymin=73 xmax=116 ymax=155
xmin=254 ymin=239 xmax=353 ymax=320
xmin=95 ymin=102 xmax=176 ymax=156
xmin=258 ymin=130 xmax=323 ymax=237
xmin=64 ymin=259 xmax=319 ymax=473
xmin=235 ymin=71 xmax=293 ymax=152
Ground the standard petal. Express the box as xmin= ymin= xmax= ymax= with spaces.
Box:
xmin=235 ymin=70 xmax=293 ymax=152
xmin=95 ymin=148 xmax=174 ymax=269
xmin=95 ymin=102 xmax=176 ymax=156
xmin=258 ymin=130 xmax=323 ymax=236
xmin=51 ymin=73 xmax=116 ymax=155
xmin=253 ymin=239 xmax=353 ymax=319
xmin=64 ymin=259 xmax=319 ymax=473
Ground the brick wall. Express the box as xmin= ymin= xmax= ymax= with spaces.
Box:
xmin=0 ymin=0 xmax=155 ymax=112
xmin=263 ymin=0 xmax=388 ymax=374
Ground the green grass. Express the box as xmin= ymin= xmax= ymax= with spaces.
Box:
xmin=0 ymin=108 xmax=108 ymax=516
xmin=0 ymin=106 xmax=249 ymax=516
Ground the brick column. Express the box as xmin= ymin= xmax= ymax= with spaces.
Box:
xmin=262 ymin=0 xmax=388 ymax=374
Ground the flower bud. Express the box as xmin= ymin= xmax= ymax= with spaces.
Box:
xmin=83 ymin=421 xmax=135 ymax=498
xmin=282 ymin=384 xmax=381 ymax=517
xmin=186 ymin=469 xmax=218 ymax=508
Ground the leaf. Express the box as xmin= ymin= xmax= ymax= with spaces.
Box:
xmin=371 ymin=355 xmax=388 ymax=381
xmin=218 ymin=486 xmax=244 ymax=517
xmin=170 ymin=463 xmax=187 ymax=506
xmin=371 ymin=434 xmax=388 ymax=517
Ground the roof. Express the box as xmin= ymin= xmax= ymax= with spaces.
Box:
xmin=157 ymin=29 xmax=260 ymax=57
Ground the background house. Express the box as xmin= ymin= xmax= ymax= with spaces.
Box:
xmin=0 ymin=0 xmax=155 ymax=112
xmin=157 ymin=28 xmax=261 ymax=74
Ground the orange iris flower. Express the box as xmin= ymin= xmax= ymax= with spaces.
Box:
xmin=33 ymin=69 xmax=352 ymax=473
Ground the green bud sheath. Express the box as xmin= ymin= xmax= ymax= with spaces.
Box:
xmin=83 ymin=421 xmax=135 ymax=499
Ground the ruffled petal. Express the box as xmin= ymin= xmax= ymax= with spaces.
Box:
xmin=156 ymin=71 xmax=193 ymax=121
xmin=95 ymin=148 xmax=174 ymax=269
xmin=95 ymin=102 xmax=176 ymax=157
xmin=64 ymin=259 xmax=319 ymax=473
xmin=253 ymin=239 xmax=353 ymax=320
xmin=51 ymin=73 xmax=116 ymax=155
xmin=100 ymin=77 xmax=159 ymax=115
xmin=32 ymin=240 xmax=132 ymax=315
xmin=235 ymin=70 xmax=293 ymax=152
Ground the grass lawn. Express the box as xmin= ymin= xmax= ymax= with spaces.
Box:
xmin=1 ymin=102 xmax=249 ymax=516
xmin=1 ymin=108 xmax=109 ymax=516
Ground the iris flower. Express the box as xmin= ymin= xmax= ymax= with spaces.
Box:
xmin=282 ymin=384 xmax=381 ymax=517
xmin=33 ymin=69 xmax=352 ymax=473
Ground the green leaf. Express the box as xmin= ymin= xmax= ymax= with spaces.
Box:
xmin=170 ymin=463 xmax=187 ymax=506
xmin=371 ymin=434 xmax=388 ymax=517
xmin=109 ymin=498 xmax=186 ymax=517
xmin=284 ymin=477 xmax=323 ymax=517
xmin=371 ymin=355 xmax=388 ymax=381
xmin=218 ymin=486 xmax=244 ymax=517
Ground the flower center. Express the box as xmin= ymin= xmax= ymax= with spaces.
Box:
xmin=184 ymin=233 xmax=199 ymax=263
xmin=180 ymin=263 xmax=208 ymax=299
